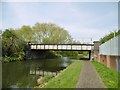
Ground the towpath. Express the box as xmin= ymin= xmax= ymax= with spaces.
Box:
xmin=76 ymin=61 xmax=106 ymax=88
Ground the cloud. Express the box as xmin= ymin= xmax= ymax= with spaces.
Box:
xmin=2 ymin=2 xmax=118 ymax=42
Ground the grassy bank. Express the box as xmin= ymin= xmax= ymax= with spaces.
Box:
xmin=42 ymin=60 xmax=82 ymax=88
xmin=92 ymin=61 xmax=118 ymax=88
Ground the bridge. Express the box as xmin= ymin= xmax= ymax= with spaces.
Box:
xmin=25 ymin=42 xmax=95 ymax=60
xmin=30 ymin=44 xmax=94 ymax=51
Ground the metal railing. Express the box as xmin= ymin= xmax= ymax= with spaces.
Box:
xmin=30 ymin=44 xmax=94 ymax=51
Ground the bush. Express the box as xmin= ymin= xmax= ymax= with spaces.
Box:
xmin=18 ymin=52 xmax=25 ymax=60
xmin=2 ymin=51 xmax=25 ymax=62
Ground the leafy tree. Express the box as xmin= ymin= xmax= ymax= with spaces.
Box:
xmin=32 ymin=23 xmax=73 ymax=44
xmin=100 ymin=30 xmax=120 ymax=44
xmin=2 ymin=29 xmax=25 ymax=57
xmin=14 ymin=23 xmax=73 ymax=44
xmin=14 ymin=25 xmax=33 ymax=42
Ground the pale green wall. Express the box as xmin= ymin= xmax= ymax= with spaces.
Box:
xmin=100 ymin=35 xmax=120 ymax=56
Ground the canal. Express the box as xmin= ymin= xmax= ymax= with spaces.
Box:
xmin=2 ymin=57 xmax=77 ymax=88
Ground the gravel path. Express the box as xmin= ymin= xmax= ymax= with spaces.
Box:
xmin=76 ymin=60 xmax=106 ymax=88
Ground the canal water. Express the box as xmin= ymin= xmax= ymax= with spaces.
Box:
xmin=2 ymin=57 xmax=76 ymax=88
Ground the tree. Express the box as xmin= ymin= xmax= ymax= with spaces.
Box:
xmin=14 ymin=25 xmax=33 ymax=42
xmin=14 ymin=23 xmax=73 ymax=44
xmin=32 ymin=23 xmax=73 ymax=44
xmin=2 ymin=29 xmax=25 ymax=57
xmin=100 ymin=30 xmax=120 ymax=44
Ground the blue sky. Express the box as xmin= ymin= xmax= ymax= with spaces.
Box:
xmin=1 ymin=1 xmax=118 ymax=42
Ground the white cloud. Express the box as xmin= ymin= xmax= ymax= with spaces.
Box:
xmin=2 ymin=2 xmax=118 ymax=42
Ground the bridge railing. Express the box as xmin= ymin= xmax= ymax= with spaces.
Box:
xmin=30 ymin=44 xmax=94 ymax=51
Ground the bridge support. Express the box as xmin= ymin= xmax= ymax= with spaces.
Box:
xmin=24 ymin=42 xmax=31 ymax=60
xmin=79 ymin=50 xmax=91 ymax=60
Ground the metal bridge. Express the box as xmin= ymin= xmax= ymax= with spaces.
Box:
xmin=30 ymin=44 xmax=94 ymax=51
xmin=25 ymin=42 xmax=95 ymax=60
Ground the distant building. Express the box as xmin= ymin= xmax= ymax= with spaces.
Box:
xmin=93 ymin=41 xmax=100 ymax=60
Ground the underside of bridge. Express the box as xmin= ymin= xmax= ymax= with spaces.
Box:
xmin=25 ymin=49 xmax=91 ymax=60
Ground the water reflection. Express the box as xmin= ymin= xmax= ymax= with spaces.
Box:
xmin=2 ymin=57 xmax=76 ymax=88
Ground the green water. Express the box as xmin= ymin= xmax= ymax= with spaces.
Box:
xmin=2 ymin=57 xmax=76 ymax=88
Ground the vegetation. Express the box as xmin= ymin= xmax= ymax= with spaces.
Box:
xmin=14 ymin=23 xmax=73 ymax=44
xmin=32 ymin=23 xmax=73 ymax=44
xmin=0 ymin=30 xmax=2 ymax=60
xmin=2 ymin=52 xmax=25 ymax=62
xmin=42 ymin=60 xmax=82 ymax=88
xmin=2 ymin=23 xmax=79 ymax=62
xmin=92 ymin=61 xmax=119 ymax=88
xmin=2 ymin=29 xmax=25 ymax=62
xmin=100 ymin=30 xmax=120 ymax=44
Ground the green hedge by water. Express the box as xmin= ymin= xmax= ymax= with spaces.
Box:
xmin=92 ymin=61 xmax=119 ymax=88
xmin=2 ymin=51 xmax=25 ymax=62
xmin=43 ymin=60 xmax=83 ymax=88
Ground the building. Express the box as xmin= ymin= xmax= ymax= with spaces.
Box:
xmin=93 ymin=41 xmax=100 ymax=60
xmin=98 ymin=35 xmax=120 ymax=72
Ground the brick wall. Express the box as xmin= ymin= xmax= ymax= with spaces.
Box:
xmin=98 ymin=54 xmax=119 ymax=70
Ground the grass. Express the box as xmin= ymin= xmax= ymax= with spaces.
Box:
xmin=92 ymin=61 xmax=119 ymax=88
xmin=43 ymin=60 xmax=82 ymax=88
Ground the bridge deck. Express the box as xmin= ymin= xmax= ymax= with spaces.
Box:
xmin=30 ymin=44 xmax=94 ymax=51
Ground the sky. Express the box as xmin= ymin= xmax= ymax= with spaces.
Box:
xmin=0 ymin=0 xmax=118 ymax=43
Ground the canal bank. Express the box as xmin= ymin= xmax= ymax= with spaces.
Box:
xmin=2 ymin=57 xmax=77 ymax=88
xmin=42 ymin=60 xmax=82 ymax=88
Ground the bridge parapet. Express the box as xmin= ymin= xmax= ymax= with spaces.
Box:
xmin=30 ymin=44 xmax=94 ymax=51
